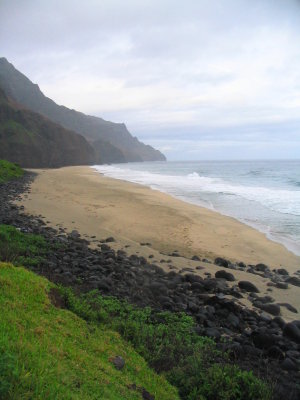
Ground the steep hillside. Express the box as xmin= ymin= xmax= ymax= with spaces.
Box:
xmin=0 ymin=88 xmax=96 ymax=168
xmin=0 ymin=58 xmax=166 ymax=162
xmin=0 ymin=262 xmax=178 ymax=399
xmin=0 ymin=159 xmax=24 ymax=182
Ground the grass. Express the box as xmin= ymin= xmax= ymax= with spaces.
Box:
xmin=0 ymin=225 xmax=272 ymax=399
xmin=0 ymin=159 xmax=24 ymax=183
xmin=0 ymin=224 xmax=48 ymax=267
xmin=0 ymin=262 xmax=179 ymax=400
xmin=60 ymin=288 xmax=273 ymax=400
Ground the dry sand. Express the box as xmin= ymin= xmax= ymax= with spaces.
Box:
xmin=19 ymin=166 xmax=300 ymax=320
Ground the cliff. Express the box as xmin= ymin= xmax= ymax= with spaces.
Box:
xmin=0 ymin=57 xmax=166 ymax=163
xmin=0 ymin=87 xmax=96 ymax=168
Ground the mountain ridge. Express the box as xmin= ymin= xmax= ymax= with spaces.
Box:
xmin=0 ymin=57 xmax=166 ymax=163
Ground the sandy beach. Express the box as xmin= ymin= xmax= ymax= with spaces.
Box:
xmin=19 ymin=166 xmax=300 ymax=319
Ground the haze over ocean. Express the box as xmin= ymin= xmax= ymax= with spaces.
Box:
xmin=94 ymin=159 xmax=300 ymax=256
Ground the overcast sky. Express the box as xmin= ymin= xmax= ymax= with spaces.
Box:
xmin=1 ymin=0 xmax=300 ymax=160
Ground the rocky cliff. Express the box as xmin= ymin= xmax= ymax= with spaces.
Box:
xmin=0 ymin=58 xmax=166 ymax=163
xmin=0 ymin=87 xmax=96 ymax=168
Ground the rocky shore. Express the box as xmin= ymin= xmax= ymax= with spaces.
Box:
xmin=1 ymin=172 xmax=300 ymax=399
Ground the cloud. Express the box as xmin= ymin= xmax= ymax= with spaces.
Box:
xmin=0 ymin=0 xmax=300 ymax=159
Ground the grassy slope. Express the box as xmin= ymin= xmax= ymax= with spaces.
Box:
xmin=0 ymin=159 xmax=24 ymax=183
xmin=0 ymin=263 xmax=179 ymax=400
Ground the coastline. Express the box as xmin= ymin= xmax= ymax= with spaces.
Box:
xmin=19 ymin=165 xmax=300 ymax=320
xmin=21 ymin=165 xmax=300 ymax=270
xmin=94 ymin=163 xmax=300 ymax=258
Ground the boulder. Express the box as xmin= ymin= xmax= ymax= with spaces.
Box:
xmin=238 ymin=281 xmax=260 ymax=293
xmin=286 ymin=277 xmax=300 ymax=287
xmin=215 ymin=270 xmax=235 ymax=281
xmin=111 ymin=356 xmax=125 ymax=370
xmin=283 ymin=322 xmax=300 ymax=343
xmin=214 ymin=257 xmax=229 ymax=267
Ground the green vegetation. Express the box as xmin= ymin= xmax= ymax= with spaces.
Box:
xmin=0 ymin=225 xmax=272 ymax=399
xmin=60 ymin=288 xmax=272 ymax=400
xmin=0 ymin=224 xmax=48 ymax=267
xmin=0 ymin=262 xmax=179 ymax=400
xmin=0 ymin=159 xmax=24 ymax=183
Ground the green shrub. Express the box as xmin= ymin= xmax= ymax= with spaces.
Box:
xmin=59 ymin=288 xmax=272 ymax=400
xmin=168 ymin=357 xmax=272 ymax=400
xmin=0 ymin=224 xmax=48 ymax=267
xmin=0 ymin=159 xmax=24 ymax=183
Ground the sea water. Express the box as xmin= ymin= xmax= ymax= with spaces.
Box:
xmin=93 ymin=160 xmax=300 ymax=256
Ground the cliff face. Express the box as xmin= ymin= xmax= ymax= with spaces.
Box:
xmin=0 ymin=58 xmax=166 ymax=163
xmin=0 ymin=88 xmax=96 ymax=168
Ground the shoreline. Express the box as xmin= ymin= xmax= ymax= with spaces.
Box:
xmin=21 ymin=165 xmax=300 ymax=271
xmin=93 ymin=165 xmax=300 ymax=257
xmin=18 ymin=165 xmax=300 ymax=320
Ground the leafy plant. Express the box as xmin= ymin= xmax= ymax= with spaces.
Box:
xmin=0 ymin=224 xmax=48 ymax=267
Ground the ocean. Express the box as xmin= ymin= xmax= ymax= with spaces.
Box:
xmin=93 ymin=160 xmax=300 ymax=256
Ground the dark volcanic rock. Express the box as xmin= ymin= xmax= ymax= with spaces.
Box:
xmin=276 ymin=282 xmax=289 ymax=290
xmin=262 ymin=303 xmax=281 ymax=316
xmin=214 ymin=257 xmax=229 ymax=268
xmin=252 ymin=332 xmax=278 ymax=349
xmin=277 ymin=268 xmax=289 ymax=276
xmin=111 ymin=356 xmax=125 ymax=370
xmin=278 ymin=303 xmax=298 ymax=314
xmin=283 ymin=322 xmax=300 ymax=343
xmin=281 ymin=358 xmax=298 ymax=371
xmin=215 ymin=270 xmax=235 ymax=281
xmin=286 ymin=277 xmax=300 ymax=287
xmin=238 ymin=281 xmax=260 ymax=293
xmin=142 ymin=388 xmax=155 ymax=400
xmin=255 ymin=263 xmax=269 ymax=272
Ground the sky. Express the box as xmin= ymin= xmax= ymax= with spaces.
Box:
xmin=0 ymin=0 xmax=300 ymax=160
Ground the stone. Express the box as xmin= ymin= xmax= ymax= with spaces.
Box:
xmin=238 ymin=281 xmax=260 ymax=293
xmin=266 ymin=345 xmax=284 ymax=360
xmin=70 ymin=230 xmax=80 ymax=239
xmin=277 ymin=268 xmax=289 ymax=276
xmin=252 ymin=332 xmax=278 ymax=349
xmin=215 ymin=270 xmax=235 ymax=281
xmin=214 ymin=257 xmax=229 ymax=267
xmin=185 ymin=273 xmax=203 ymax=283
xmin=255 ymin=263 xmax=269 ymax=272
xmin=258 ymin=303 xmax=281 ymax=316
xmin=272 ymin=316 xmax=286 ymax=329
xmin=142 ymin=388 xmax=155 ymax=400
xmin=227 ymin=312 xmax=240 ymax=328
xmin=205 ymin=328 xmax=221 ymax=339
xmin=286 ymin=276 xmax=300 ymax=287
xmin=105 ymin=236 xmax=115 ymax=242
xmin=278 ymin=303 xmax=298 ymax=314
xmin=111 ymin=356 xmax=125 ymax=370
xmin=283 ymin=322 xmax=300 ymax=343
xmin=281 ymin=358 xmax=298 ymax=371
xmin=191 ymin=255 xmax=200 ymax=261
xmin=276 ymin=282 xmax=289 ymax=289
